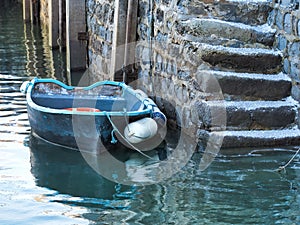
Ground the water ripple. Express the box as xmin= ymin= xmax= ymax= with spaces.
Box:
xmin=0 ymin=74 xmax=29 ymax=142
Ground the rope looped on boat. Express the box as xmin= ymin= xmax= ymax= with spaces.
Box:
xmin=110 ymin=129 xmax=118 ymax=144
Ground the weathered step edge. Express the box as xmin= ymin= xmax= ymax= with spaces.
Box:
xmin=177 ymin=19 xmax=275 ymax=47
xmin=197 ymin=70 xmax=291 ymax=100
xmin=194 ymin=44 xmax=283 ymax=74
xmin=195 ymin=99 xmax=298 ymax=131
xmin=211 ymin=129 xmax=300 ymax=148
xmin=176 ymin=0 xmax=272 ymax=26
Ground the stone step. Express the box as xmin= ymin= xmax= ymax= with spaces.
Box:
xmin=195 ymin=44 xmax=282 ymax=74
xmin=177 ymin=19 xmax=275 ymax=47
xmin=199 ymin=99 xmax=298 ymax=130
xmin=177 ymin=0 xmax=272 ymax=26
xmin=198 ymin=70 xmax=291 ymax=100
xmin=211 ymin=129 xmax=300 ymax=148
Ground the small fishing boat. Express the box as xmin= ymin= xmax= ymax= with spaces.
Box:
xmin=20 ymin=78 xmax=166 ymax=154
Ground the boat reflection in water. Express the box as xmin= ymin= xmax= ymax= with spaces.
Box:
xmin=29 ymin=135 xmax=137 ymax=208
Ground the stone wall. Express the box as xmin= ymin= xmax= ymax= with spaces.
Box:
xmin=136 ymin=0 xmax=231 ymax=136
xmin=86 ymin=0 xmax=115 ymax=81
xmin=269 ymin=0 xmax=300 ymax=100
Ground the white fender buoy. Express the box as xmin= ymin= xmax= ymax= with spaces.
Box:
xmin=124 ymin=118 xmax=158 ymax=144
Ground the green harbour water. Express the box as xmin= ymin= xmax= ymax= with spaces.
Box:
xmin=0 ymin=2 xmax=300 ymax=224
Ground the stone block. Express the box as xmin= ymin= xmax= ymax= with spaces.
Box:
xmin=217 ymin=72 xmax=291 ymax=100
xmin=277 ymin=34 xmax=287 ymax=51
xmin=182 ymin=106 xmax=191 ymax=129
xmin=177 ymin=18 xmax=275 ymax=47
xmin=106 ymin=29 xmax=113 ymax=43
xmin=178 ymin=70 xmax=191 ymax=80
xmin=290 ymin=58 xmax=300 ymax=77
xmin=155 ymin=8 xmax=164 ymax=22
xmin=292 ymin=85 xmax=300 ymax=102
xmin=141 ymin=47 xmax=151 ymax=67
xmin=252 ymin=106 xmax=296 ymax=128
xmin=192 ymin=101 xmax=212 ymax=129
xmin=226 ymin=107 xmax=251 ymax=129
xmin=161 ymin=78 xmax=168 ymax=91
xmin=177 ymin=0 xmax=207 ymax=15
xmin=275 ymin=10 xmax=284 ymax=30
xmin=283 ymin=58 xmax=290 ymax=74
xmin=155 ymin=54 xmax=163 ymax=72
xmin=284 ymin=13 xmax=292 ymax=34
xmin=204 ymin=100 xmax=297 ymax=130
xmin=168 ymin=80 xmax=175 ymax=96
xmin=289 ymin=41 xmax=300 ymax=56
xmin=214 ymin=129 xmax=300 ymax=148
xmin=182 ymin=86 xmax=188 ymax=103
xmin=175 ymin=85 xmax=183 ymax=102
xmin=199 ymin=45 xmax=283 ymax=74
xmin=281 ymin=0 xmax=292 ymax=7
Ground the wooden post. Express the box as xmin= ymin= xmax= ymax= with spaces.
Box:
xmin=48 ymin=0 xmax=59 ymax=48
xmin=66 ymin=0 xmax=87 ymax=81
xmin=23 ymin=0 xmax=32 ymax=22
xmin=123 ymin=0 xmax=138 ymax=83
xmin=110 ymin=0 xmax=128 ymax=81
xmin=58 ymin=0 xmax=66 ymax=50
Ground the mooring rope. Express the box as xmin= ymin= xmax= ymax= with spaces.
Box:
xmin=277 ymin=147 xmax=300 ymax=172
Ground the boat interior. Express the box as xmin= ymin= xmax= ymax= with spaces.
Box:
xmin=31 ymin=82 xmax=144 ymax=112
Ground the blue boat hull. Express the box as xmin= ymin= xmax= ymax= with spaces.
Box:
xmin=28 ymin=104 xmax=149 ymax=153
xmin=22 ymin=78 xmax=163 ymax=153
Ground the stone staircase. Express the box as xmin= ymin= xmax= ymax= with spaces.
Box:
xmin=177 ymin=0 xmax=300 ymax=148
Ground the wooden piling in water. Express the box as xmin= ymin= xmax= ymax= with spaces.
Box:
xmin=111 ymin=0 xmax=128 ymax=82
xmin=48 ymin=0 xmax=59 ymax=49
xmin=123 ymin=0 xmax=138 ymax=83
xmin=23 ymin=0 xmax=39 ymax=24
xmin=111 ymin=0 xmax=138 ymax=83
xmin=58 ymin=0 xmax=66 ymax=50
xmin=23 ymin=0 xmax=32 ymax=22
